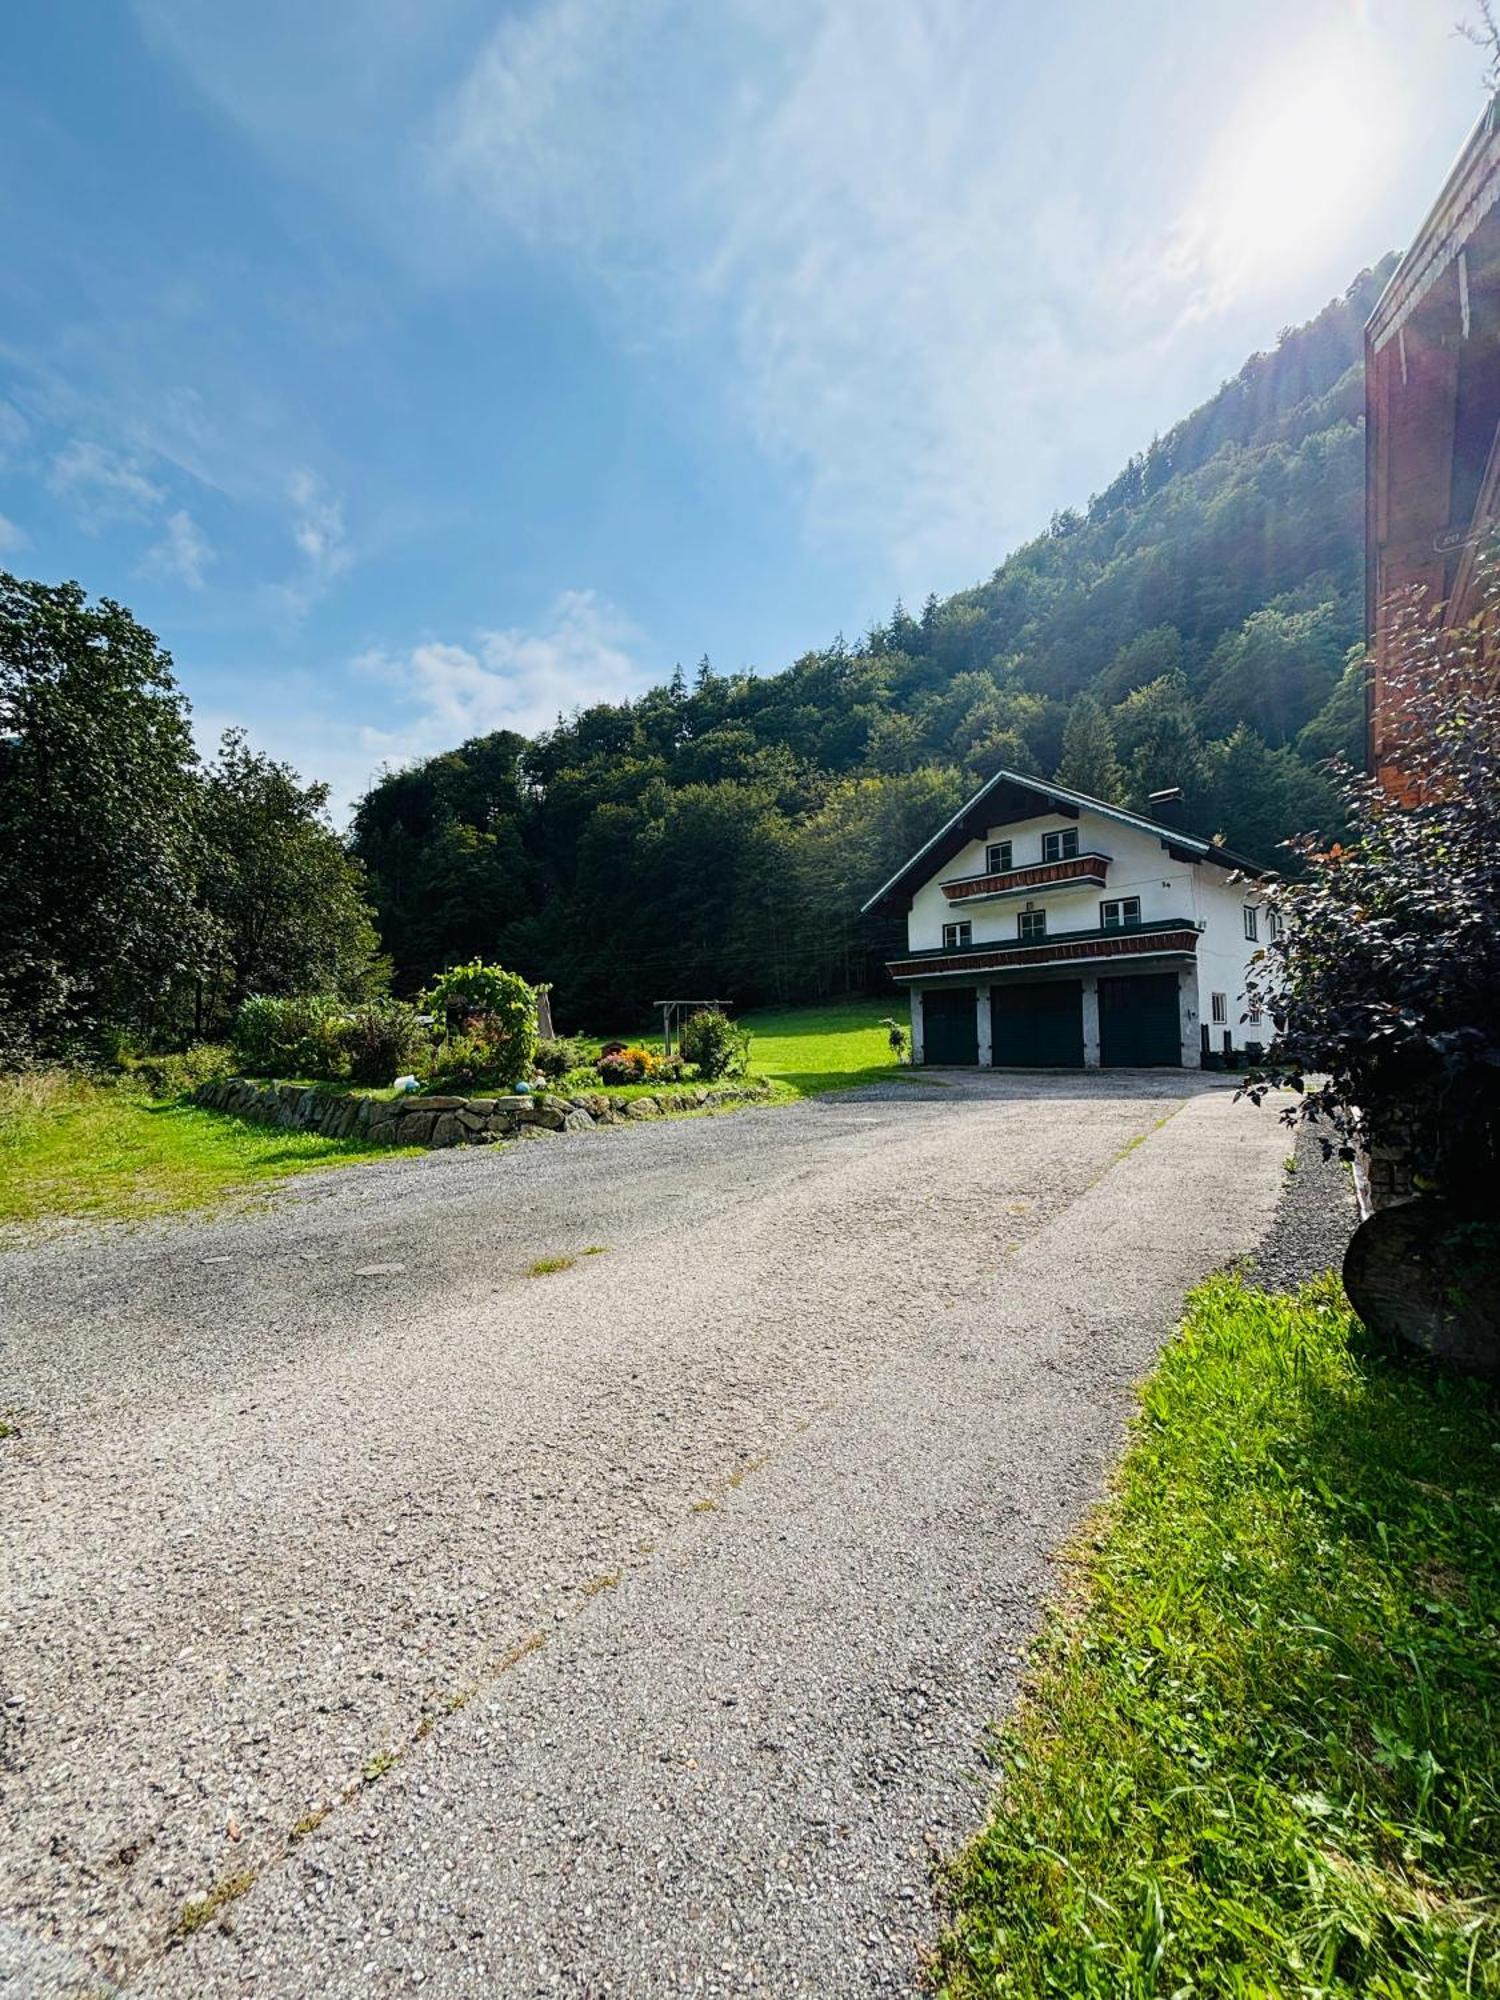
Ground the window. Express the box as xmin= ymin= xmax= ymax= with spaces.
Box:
xmin=1269 ymin=910 xmax=1284 ymax=943
xmin=985 ymin=840 xmax=1013 ymax=874
xmin=1100 ymin=896 xmax=1141 ymax=930
xmin=1018 ymin=908 xmax=1047 ymax=941
xmin=942 ymin=919 xmax=972 ymax=951
xmin=1042 ymin=827 xmax=1079 ymax=863
xmin=1243 ymin=904 xmax=1259 ymax=941
xmin=1211 ymin=992 xmax=1228 ymax=1025
xmin=1247 ymin=1005 xmax=1263 ymax=1027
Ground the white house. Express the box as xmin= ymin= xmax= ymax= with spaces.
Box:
xmin=862 ymin=771 xmax=1274 ymax=1069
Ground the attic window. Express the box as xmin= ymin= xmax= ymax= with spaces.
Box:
xmin=985 ymin=840 xmax=1013 ymax=874
xmin=1042 ymin=828 xmax=1079 ymax=863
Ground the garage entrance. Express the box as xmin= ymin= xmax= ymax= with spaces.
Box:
xmin=921 ymin=986 xmax=978 ymax=1066
xmin=1099 ymin=971 xmax=1182 ymax=1068
xmin=990 ymin=980 xmax=1084 ymax=1068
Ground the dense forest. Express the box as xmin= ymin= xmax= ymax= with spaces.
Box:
xmin=348 ymin=258 xmax=1388 ymax=1027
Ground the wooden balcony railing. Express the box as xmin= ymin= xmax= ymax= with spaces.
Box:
xmin=940 ymin=852 xmax=1110 ymax=902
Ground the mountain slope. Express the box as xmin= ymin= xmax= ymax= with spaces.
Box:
xmin=353 ymin=260 xmax=1395 ymax=1023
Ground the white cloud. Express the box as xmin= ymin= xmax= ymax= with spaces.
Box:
xmin=288 ymin=466 xmax=349 ymax=574
xmin=46 ymin=439 xmax=165 ymax=528
xmin=0 ymin=513 xmax=25 ymax=555
xmin=144 ymin=507 xmax=214 ymax=587
xmin=358 ymin=588 xmax=646 ymax=752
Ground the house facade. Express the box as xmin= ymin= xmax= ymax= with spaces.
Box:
xmin=862 ymin=771 xmax=1270 ymax=1070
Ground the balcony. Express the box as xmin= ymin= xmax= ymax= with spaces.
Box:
xmin=940 ymin=851 xmax=1111 ymax=903
xmin=889 ymin=917 xmax=1200 ymax=982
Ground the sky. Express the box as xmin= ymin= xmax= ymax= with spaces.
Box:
xmin=0 ymin=0 xmax=1487 ymax=820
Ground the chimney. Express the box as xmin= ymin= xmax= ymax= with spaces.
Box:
xmin=1148 ymin=786 xmax=1185 ymax=829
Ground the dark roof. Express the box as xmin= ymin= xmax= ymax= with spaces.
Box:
xmin=859 ymin=768 xmax=1265 ymax=916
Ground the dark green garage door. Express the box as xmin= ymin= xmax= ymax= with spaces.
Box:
xmin=922 ymin=985 xmax=978 ymax=1065
xmin=991 ymin=980 xmax=1084 ymax=1068
xmin=1099 ymin=972 xmax=1182 ymax=1068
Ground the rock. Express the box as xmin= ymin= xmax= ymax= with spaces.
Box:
xmin=430 ymin=1113 xmax=462 ymax=1147
xmin=397 ymin=1112 xmax=436 ymax=1146
xmin=562 ymin=1108 xmax=595 ymax=1132
xmin=400 ymin=1096 xmax=466 ymax=1114
xmin=465 ymin=1099 xmax=497 ymax=1115
xmin=484 ymin=1113 xmax=518 ymax=1136
xmin=624 ymin=1098 xmax=660 ymax=1119
xmin=1344 ymin=1197 xmax=1500 ymax=1378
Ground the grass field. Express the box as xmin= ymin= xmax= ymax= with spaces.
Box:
xmin=596 ymin=998 xmax=913 ymax=1099
xmin=0 ymin=1070 xmax=409 ymax=1234
xmin=935 ymin=1276 xmax=1500 ymax=1999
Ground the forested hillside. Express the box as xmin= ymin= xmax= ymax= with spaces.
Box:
xmin=353 ymin=259 xmax=1395 ymax=1028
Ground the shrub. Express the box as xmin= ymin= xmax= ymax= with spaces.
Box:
xmin=534 ymin=1034 xmax=593 ymax=1081
xmin=340 ymin=999 xmax=431 ymax=1085
xmin=598 ymin=1044 xmax=656 ymax=1084
xmin=1244 ymin=575 xmax=1500 ymax=1200
xmin=678 ymin=1009 xmax=750 ymax=1080
xmin=420 ymin=961 xmax=537 ymax=1088
xmin=232 ymin=994 xmax=350 ymax=1080
xmin=127 ymin=1042 xmax=236 ymax=1100
xmin=427 ymin=1033 xmax=502 ymax=1094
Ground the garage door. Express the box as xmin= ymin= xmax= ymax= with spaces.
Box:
xmin=1099 ymin=972 xmax=1182 ymax=1068
xmin=922 ymin=986 xmax=978 ymax=1066
xmin=990 ymin=980 xmax=1084 ymax=1068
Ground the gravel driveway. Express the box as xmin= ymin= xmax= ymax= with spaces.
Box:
xmin=0 ymin=1072 xmax=1294 ymax=1997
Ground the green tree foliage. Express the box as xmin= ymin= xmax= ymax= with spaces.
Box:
xmin=0 ymin=573 xmax=205 ymax=1058
xmin=198 ymin=730 xmax=384 ymax=1023
xmin=1054 ymin=697 xmax=1125 ymax=801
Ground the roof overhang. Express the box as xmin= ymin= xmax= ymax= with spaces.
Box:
xmin=1368 ymin=93 xmax=1500 ymax=356
xmin=860 ymin=768 xmax=1264 ymax=917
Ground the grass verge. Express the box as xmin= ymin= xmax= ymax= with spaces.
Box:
xmin=935 ymin=1274 xmax=1500 ymax=1999
xmin=593 ymin=999 xmax=913 ymax=1100
xmin=0 ymin=1069 xmax=412 ymax=1234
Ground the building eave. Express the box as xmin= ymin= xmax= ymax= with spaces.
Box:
xmin=1367 ymin=92 xmax=1500 ymax=355
xmin=859 ymin=768 xmax=1265 ymax=917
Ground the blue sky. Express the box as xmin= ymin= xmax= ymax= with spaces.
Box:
xmin=0 ymin=0 xmax=1484 ymax=818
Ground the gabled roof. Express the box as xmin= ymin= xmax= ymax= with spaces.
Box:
xmin=859 ymin=768 xmax=1265 ymax=916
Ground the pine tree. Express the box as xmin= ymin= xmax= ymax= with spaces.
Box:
xmin=1055 ymin=697 xmax=1125 ymax=802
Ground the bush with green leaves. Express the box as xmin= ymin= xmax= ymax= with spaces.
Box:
xmin=126 ymin=1042 xmax=236 ymax=1101
xmin=420 ymin=961 xmax=538 ymax=1087
xmin=339 ymin=999 xmax=432 ymax=1085
xmin=1244 ymin=579 xmax=1500 ymax=1200
xmin=232 ymin=994 xmax=350 ymax=1081
xmin=678 ymin=1009 xmax=751 ymax=1080
xmin=533 ymin=1034 xmax=593 ymax=1081
xmin=426 ymin=1032 xmax=503 ymax=1095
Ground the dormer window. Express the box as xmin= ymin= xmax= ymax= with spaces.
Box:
xmin=942 ymin=919 xmax=972 ymax=951
xmin=1018 ymin=909 xmax=1047 ymax=940
xmin=1042 ymin=828 xmax=1079 ymax=863
xmin=985 ymin=840 xmax=1013 ymax=874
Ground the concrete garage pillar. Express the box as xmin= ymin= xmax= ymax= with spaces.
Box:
xmin=1081 ymin=975 xmax=1101 ymax=1068
xmin=1178 ymin=969 xmax=1202 ymax=1069
xmin=909 ymin=987 xmax=925 ymax=1065
xmin=976 ymin=984 xmax=993 ymax=1067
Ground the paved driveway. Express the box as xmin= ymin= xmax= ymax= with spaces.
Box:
xmin=0 ymin=1072 xmax=1289 ymax=1997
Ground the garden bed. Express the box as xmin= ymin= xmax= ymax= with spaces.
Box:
xmin=195 ymin=1075 xmax=775 ymax=1148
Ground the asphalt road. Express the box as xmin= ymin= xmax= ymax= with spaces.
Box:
xmin=0 ymin=1071 xmax=1291 ymax=1998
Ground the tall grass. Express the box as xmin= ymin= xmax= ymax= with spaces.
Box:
xmin=936 ymin=1277 xmax=1500 ymax=1998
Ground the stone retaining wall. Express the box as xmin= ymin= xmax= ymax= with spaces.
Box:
xmin=194 ymin=1075 xmax=773 ymax=1149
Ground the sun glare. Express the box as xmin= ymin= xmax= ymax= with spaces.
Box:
xmin=1187 ymin=31 xmax=1403 ymax=300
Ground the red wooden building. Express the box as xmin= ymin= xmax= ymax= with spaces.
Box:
xmin=1366 ymin=94 xmax=1500 ymax=782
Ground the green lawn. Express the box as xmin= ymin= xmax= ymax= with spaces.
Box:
xmin=0 ymin=1070 xmax=410 ymax=1234
xmin=935 ymin=1275 xmax=1500 ymax=1998
xmin=593 ymin=999 xmax=914 ymax=1100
